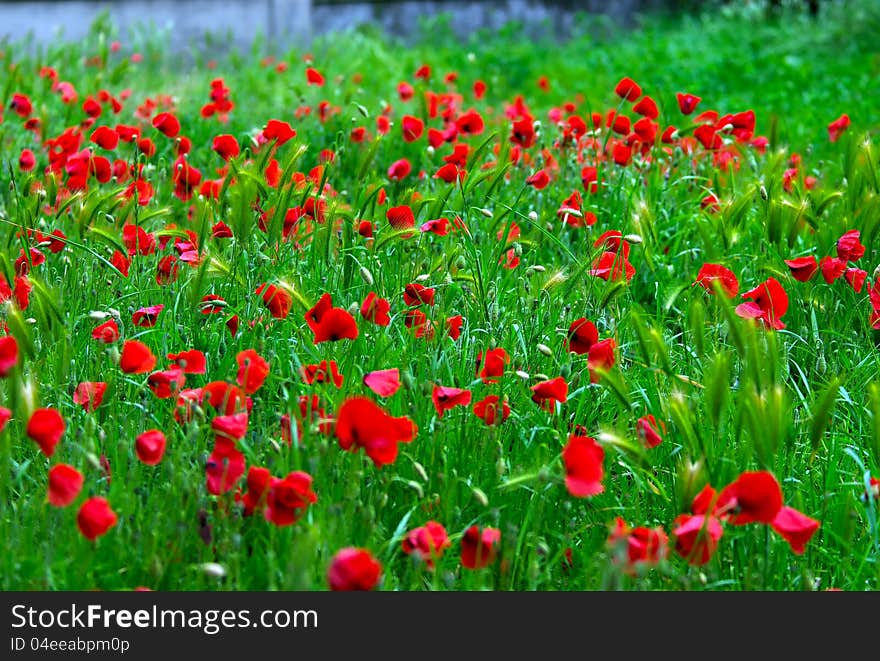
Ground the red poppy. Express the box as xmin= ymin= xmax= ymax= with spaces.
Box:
xmin=167 ymin=349 xmax=206 ymax=374
xmin=566 ymin=318 xmax=598 ymax=355
xmin=735 ymin=277 xmax=788 ymax=330
xmin=387 ymin=158 xmax=412 ymax=181
xmin=460 ymin=525 xmax=501 ymax=569
xmin=633 ymin=95 xmax=659 ymax=119
xmin=241 ymin=466 xmax=272 ymax=516
xmin=212 ymin=134 xmax=239 ymax=160
xmin=845 ymin=268 xmax=867 ymax=293
xmin=837 ymin=229 xmax=865 ymax=262
xmin=819 ymin=256 xmax=847 ymax=283
xmin=403 ymin=283 xmax=436 ymax=306
xmin=263 ymin=471 xmax=318 ymax=526
xmin=0 ymin=407 xmax=10 ymax=432
xmin=784 ymin=256 xmax=819 ymax=282
xmin=636 ymin=415 xmax=665 ymax=449
xmin=10 ymin=92 xmax=33 ymax=117
xmin=607 ymin=517 xmax=669 ymax=571
xmin=402 ymin=521 xmax=451 ymax=568
xmin=526 ymin=169 xmax=550 ymax=190
xmin=476 ymin=347 xmax=510 ymax=384
xmin=716 ymin=471 xmax=783 ymax=525
xmin=401 ymin=115 xmax=424 ymax=142
xmin=615 ymin=77 xmax=642 ymax=101
xmin=328 ymin=547 xmax=382 ymax=591
xmin=694 ymin=263 xmax=739 ymax=298
xmin=236 ymin=349 xmax=270 ymax=394
xmin=135 ymin=429 xmax=167 ymax=465
xmin=335 ymin=396 xmax=417 ymax=467
xmin=151 ymin=112 xmax=180 ymax=138
xmin=472 ymin=395 xmax=511 ymax=426
xmin=19 ymin=149 xmax=36 ymax=171
xmin=120 ymin=340 xmax=157 ymax=373
xmin=47 ymin=464 xmax=84 ymax=507
xmin=90 ymin=125 xmax=119 ymax=150
xmin=122 ymin=225 xmax=156 ymax=256
xmin=77 ymin=497 xmax=118 ymax=540
xmin=420 ymin=217 xmax=452 ymax=235
xmin=27 ymin=408 xmax=66 ymax=457
xmin=827 ymin=113 xmax=850 ymax=142
xmin=563 ymin=434 xmax=605 ymax=497
xmin=363 ymin=368 xmax=401 ymax=397
xmin=771 ymin=506 xmax=819 ymax=554
xmin=305 ymin=294 xmax=359 ymax=344
xmin=205 ymin=448 xmax=246 ymax=495
xmin=676 ymin=92 xmax=701 ymax=115
xmin=0 ymin=335 xmax=19 ymax=377
xmin=300 ymin=360 xmax=344 ymax=388
xmin=262 ymin=119 xmax=296 ymax=145
xmin=360 ymin=292 xmax=391 ymax=326
xmin=431 ymin=385 xmax=472 ymax=418
xmin=531 ymin=376 xmax=568 ymax=412
xmin=305 ymin=67 xmax=325 ymax=86
xmin=73 ymin=381 xmax=107 ymax=412
xmin=672 ymin=513 xmax=724 ymax=566
xmin=386 ymin=205 xmax=415 ymax=231
xmin=132 ymin=304 xmax=164 ymax=328
xmin=147 ymin=367 xmax=186 ymax=399
xmin=445 ymin=315 xmax=463 ymax=340
xmin=587 ymin=338 xmax=617 ymax=383
xmin=255 ymin=283 xmax=293 ymax=319
xmin=590 ymin=250 xmax=635 ymax=283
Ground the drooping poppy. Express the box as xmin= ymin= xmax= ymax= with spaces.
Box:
xmin=694 ymin=263 xmax=739 ymax=298
xmin=562 ymin=434 xmax=605 ymax=497
xmin=476 ymin=347 xmax=510 ymax=384
xmin=132 ymin=304 xmax=164 ymax=328
xmin=636 ymin=415 xmax=665 ymax=449
xmin=566 ymin=318 xmax=598 ymax=355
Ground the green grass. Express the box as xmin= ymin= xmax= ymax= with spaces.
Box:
xmin=0 ymin=0 xmax=879 ymax=591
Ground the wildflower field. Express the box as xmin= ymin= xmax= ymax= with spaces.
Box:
xmin=1 ymin=1 xmax=879 ymax=591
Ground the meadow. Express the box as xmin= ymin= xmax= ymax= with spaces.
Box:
xmin=1 ymin=0 xmax=879 ymax=590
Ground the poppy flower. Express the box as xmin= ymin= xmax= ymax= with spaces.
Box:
xmin=151 ymin=112 xmax=180 ymax=138
xmin=716 ymin=471 xmax=783 ymax=525
xmin=135 ymin=429 xmax=167 ymax=465
xmin=476 ymin=347 xmax=510 ymax=384
xmin=403 ymin=283 xmax=435 ymax=307
xmin=445 ymin=315 xmax=463 ymax=340
xmin=607 ymin=517 xmax=669 ymax=571
xmin=305 ymin=67 xmax=325 ymax=86
xmin=264 ymin=471 xmax=318 ymax=526
xmin=262 ymin=119 xmax=296 ymax=145
xmin=401 ymin=115 xmax=424 ymax=142
xmin=845 ymin=268 xmax=867 ymax=293
xmin=615 ymin=77 xmax=641 ymax=101
xmin=300 ymin=360 xmax=344 ymax=388
xmin=132 ymin=304 xmax=164 ymax=328
xmin=363 ymin=368 xmax=401 ymax=397
xmin=771 ymin=506 xmax=820 ymax=554
xmin=167 ymin=349 xmax=206 ymax=374
xmin=563 ymin=434 xmax=604 ymax=497
xmin=90 ymin=125 xmax=119 ymax=150
xmin=735 ymin=277 xmax=788 ymax=330
xmin=77 ymin=497 xmax=118 ymax=540
xmin=212 ymin=134 xmax=239 ymax=160
xmin=636 ymin=415 xmax=665 ymax=449
xmin=431 ymin=385 xmax=472 ymax=418
xmin=784 ymin=256 xmax=819 ymax=282
xmin=694 ymin=263 xmax=739 ymax=298
xmin=456 ymin=109 xmax=484 ymax=135
xmin=328 ymin=547 xmax=382 ymax=591
xmin=633 ymin=95 xmax=659 ymax=119
xmin=335 ymin=396 xmax=417 ymax=467
xmin=147 ymin=367 xmax=186 ymax=399
xmin=526 ymin=169 xmax=550 ymax=190
xmin=73 ymin=381 xmax=107 ymax=412
xmin=386 ymin=205 xmax=416 ymax=231
xmin=360 ymin=292 xmax=391 ymax=326
xmin=472 ymin=395 xmax=511 ymax=427
xmin=0 ymin=407 xmax=10 ymax=433
xmin=672 ymin=513 xmax=724 ymax=566
xmin=421 ymin=217 xmax=452 ymax=235
xmin=256 ymin=283 xmax=293 ymax=319
xmin=205 ymin=448 xmax=246 ymax=495
xmin=460 ymin=525 xmax=501 ymax=570
xmin=590 ymin=250 xmax=636 ymax=283
xmin=819 ymin=256 xmax=847 ymax=283
xmin=47 ymin=464 xmax=84 ymax=507
xmin=387 ymin=158 xmax=412 ymax=181
xmin=587 ymin=338 xmax=617 ymax=383
xmin=837 ymin=229 xmax=865 ymax=262
xmin=241 ymin=466 xmax=272 ymax=516
xmin=0 ymin=335 xmax=19 ymax=377
xmin=402 ymin=521 xmax=451 ymax=568
xmin=122 ymin=225 xmax=156 ymax=256
xmin=676 ymin=92 xmax=701 ymax=115
xmin=565 ymin=318 xmax=598 ymax=355
xmin=120 ymin=340 xmax=157 ymax=373
xmin=10 ymin=92 xmax=33 ymax=117
xmin=27 ymin=408 xmax=66 ymax=457
xmin=19 ymin=149 xmax=36 ymax=171
xmin=91 ymin=319 xmax=120 ymax=343
xmin=529 ymin=376 xmax=567 ymax=414
xmin=827 ymin=114 xmax=850 ymax=142
xmin=305 ymin=295 xmax=359 ymax=344
xmin=236 ymin=349 xmax=270 ymax=394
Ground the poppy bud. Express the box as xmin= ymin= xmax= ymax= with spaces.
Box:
xmin=624 ymin=233 xmax=643 ymax=244
xmin=415 ymin=273 xmax=430 ymax=282
xmin=676 ymin=457 xmax=707 ymax=511
xmin=515 ymin=370 xmax=530 ymax=380
xmin=537 ymin=343 xmax=552 ymax=357
xmin=347 ymin=302 xmax=359 ymax=317
xmin=89 ymin=310 xmax=109 ymax=320
xmin=534 ymin=373 xmax=549 ymax=381
xmin=478 ymin=208 xmax=493 ymax=218
xmin=401 ymin=369 xmax=416 ymax=391
xmin=406 ymin=481 xmax=424 ymax=498
xmin=528 ymin=210 xmax=538 ymax=222
xmin=359 ymin=266 xmax=374 ymax=285
xmin=760 ymin=184 xmax=768 ymax=200
xmin=512 ymin=242 xmax=522 ymax=257
xmin=426 ymin=146 xmax=435 ymax=156
xmin=200 ymin=562 xmax=226 ymax=578
xmin=472 ymin=487 xmax=489 ymax=507
xmin=560 ymin=362 xmax=571 ymax=379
